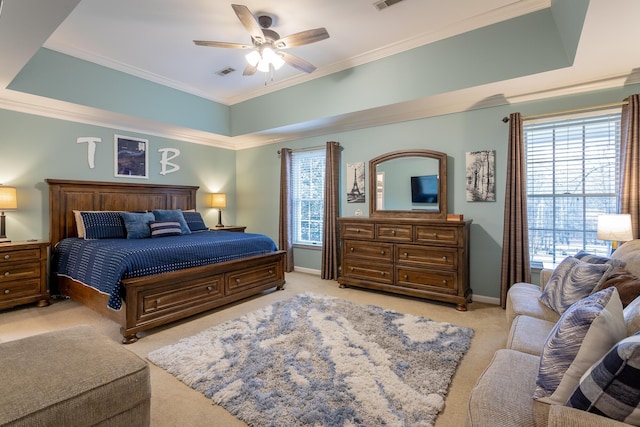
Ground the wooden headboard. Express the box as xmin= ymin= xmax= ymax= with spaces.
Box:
xmin=46 ymin=179 xmax=198 ymax=248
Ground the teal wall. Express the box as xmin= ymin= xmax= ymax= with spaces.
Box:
xmin=236 ymin=83 xmax=640 ymax=299
xmin=0 ymin=109 xmax=237 ymax=241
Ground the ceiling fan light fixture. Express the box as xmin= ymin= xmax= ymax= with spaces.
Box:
xmin=245 ymin=50 xmax=261 ymax=67
xmin=263 ymin=47 xmax=285 ymax=70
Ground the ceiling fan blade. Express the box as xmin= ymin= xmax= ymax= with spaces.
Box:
xmin=231 ymin=4 xmax=265 ymax=44
xmin=194 ymin=40 xmax=253 ymax=49
xmin=280 ymin=51 xmax=317 ymax=73
xmin=243 ymin=63 xmax=258 ymax=76
xmin=275 ymin=28 xmax=329 ymax=49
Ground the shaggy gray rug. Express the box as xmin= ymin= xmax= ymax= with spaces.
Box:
xmin=148 ymin=292 xmax=474 ymax=427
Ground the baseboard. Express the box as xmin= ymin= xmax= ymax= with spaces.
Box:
xmin=292 ymin=266 xmax=321 ymax=276
xmin=472 ymin=294 xmax=500 ymax=305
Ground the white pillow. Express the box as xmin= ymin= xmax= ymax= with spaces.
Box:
xmin=624 ymin=296 xmax=640 ymax=336
xmin=534 ymin=287 xmax=626 ymax=405
xmin=539 ymin=256 xmax=613 ymax=315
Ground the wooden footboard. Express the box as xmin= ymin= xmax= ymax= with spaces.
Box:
xmin=47 ymin=179 xmax=286 ymax=343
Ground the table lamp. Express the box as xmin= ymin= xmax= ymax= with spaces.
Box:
xmin=0 ymin=186 xmax=17 ymax=243
xmin=597 ymin=213 xmax=633 ymax=252
xmin=211 ymin=193 xmax=226 ymax=228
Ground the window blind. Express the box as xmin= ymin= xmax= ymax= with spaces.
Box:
xmin=291 ymin=149 xmax=325 ymax=246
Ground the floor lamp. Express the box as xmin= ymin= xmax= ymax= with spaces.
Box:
xmin=211 ymin=193 xmax=226 ymax=228
xmin=0 ymin=186 xmax=17 ymax=243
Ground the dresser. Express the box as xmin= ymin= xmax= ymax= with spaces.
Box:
xmin=338 ymin=217 xmax=471 ymax=310
xmin=0 ymin=240 xmax=50 ymax=310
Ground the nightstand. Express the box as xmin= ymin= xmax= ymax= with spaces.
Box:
xmin=210 ymin=226 xmax=247 ymax=232
xmin=0 ymin=240 xmax=50 ymax=310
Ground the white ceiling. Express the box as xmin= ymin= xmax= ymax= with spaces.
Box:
xmin=42 ymin=0 xmax=550 ymax=105
xmin=1 ymin=0 xmax=640 ymax=148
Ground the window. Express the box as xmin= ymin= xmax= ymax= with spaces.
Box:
xmin=525 ymin=112 xmax=621 ymax=268
xmin=291 ymin=149 xmax=325 ymax=246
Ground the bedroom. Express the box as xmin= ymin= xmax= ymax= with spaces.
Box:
xmin=1 ymin=0 xmax=640 ymax=425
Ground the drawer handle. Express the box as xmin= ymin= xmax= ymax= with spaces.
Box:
xmin=391 ymin=230 xmax=396 ymax=235
xmin=350 ymin=267 xmax=354 ymax=271
xmin=350 ymin=247 xmax=354 ymax=252
xmin=3 ymin=255 xmax=9 ymax=260
xmin=432 ymin=233 xmax=438 ymax=238
xmin=4 ymin=289 xmax=9 ymax=294
xmin=206 ymin=286 xmax=213 ymax=292
xmin=4 ymin=271 xmax=9 ymax=277
xmin=380 ymin=250 xmax=385 ymax=255
xmin=442 ymin=256 xmax=448 ymax=261
xmin=380 ymin=272 xmax=385 ymax=276
xmin=403 ymin=252 xmax=408 ymax=257
xmin=268 ymin=269 xmax=274 ymax=274
xmin=403 ymin=274 xmax=408 ymax=280
xmin=442 ymin=280 xmax=448 ymax=284
xmin=235 ymin=278 xmax=240 ymax=283
xmin=356 ymin=229 xmax=360 ymax=233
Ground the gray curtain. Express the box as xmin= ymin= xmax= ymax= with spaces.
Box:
xmin=619 ymin=94 xmax=640 ymax=239
xmin=500 ymin=112 xmax=531 ymax=308
xmin=278 ymin=148 xmax=294 ymax=272
xmin=322 ymin=141 xmax=341 ymax=280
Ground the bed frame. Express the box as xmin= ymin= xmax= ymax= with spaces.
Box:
xmin=47 ymin=179 xmax=286 ymax=343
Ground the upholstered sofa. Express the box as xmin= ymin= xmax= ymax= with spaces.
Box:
xmin=0 ymin=325 xmax=151 ymax=426
xmin=468 ymin=240 xmax=640 ymax=427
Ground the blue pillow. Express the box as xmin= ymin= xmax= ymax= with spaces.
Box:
xmin=182 ymin=211 xmax=208 ymax=232
xmin=152 ymin=209 xmax=191 ymax=235
xmin=567 ymin=332 xmax=640 ymax=424
xmin=120 ymin=212 xmax=155 ymax=239
xmin=150 ymin=221 xmax=182 ymax=238
xmin=80 ymin=211 xmax=126 ymax=239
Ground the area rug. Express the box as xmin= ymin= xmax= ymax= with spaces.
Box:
xmin=147 ymin=292 xmax=474 ymax=427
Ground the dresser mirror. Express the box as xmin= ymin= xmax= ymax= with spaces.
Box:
xmin=369 ymin=149 xmax=447 ymax=219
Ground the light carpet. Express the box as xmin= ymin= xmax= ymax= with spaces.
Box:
xmin=147 ymin=292 xmax=474 ymax=427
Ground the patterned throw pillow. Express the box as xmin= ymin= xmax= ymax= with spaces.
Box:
xmin=574 ymin=250 xmax=627 ymax=268
xmin=539 ymin=256 xmax=613 ymax=315
xmin=567 ymin=333 xmax=640 ymax=424
xmin=149 ymin=221 xmax=182 ymax=238
xmin=534 ymin=287 xmax=626 ymax=405
xmin=120 ymin=212 xmax=155 ymax=239
xmin=152 ymin=209 xmax=191 ymax=235
xmin=80 ymin=211 xmax=127 ymax=239
xmin=182 ymin=211 xmax=208 ymax=232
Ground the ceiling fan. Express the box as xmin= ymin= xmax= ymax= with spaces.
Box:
xmin=194 ymin=4 xmax=329 ymax=76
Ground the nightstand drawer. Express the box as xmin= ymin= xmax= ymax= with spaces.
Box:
xmin=0 ymin=262 xmax=40 ymax=282
xmin=0 ymin=248 xmax=43 ymax=264
xmin=0 ymin=279 xmax=42 ymax=302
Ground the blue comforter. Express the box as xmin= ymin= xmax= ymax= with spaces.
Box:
xmin=52 ymin=231 xmax=279 ymax=310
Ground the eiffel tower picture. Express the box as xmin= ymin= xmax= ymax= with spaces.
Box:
xmin=347 ymin=162 xmax=365 ymax=203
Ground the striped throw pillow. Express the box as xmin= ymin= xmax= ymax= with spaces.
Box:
xmin=150 ymin=221 xmax=182 ymax=238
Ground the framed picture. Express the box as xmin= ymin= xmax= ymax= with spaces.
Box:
xmin=346 ymin=162 xmax=365 ymax=203
xmin=114 ymin=135 xmax=149 ymax=179
xmin=466 ymin=150 xmax=496 ymax=202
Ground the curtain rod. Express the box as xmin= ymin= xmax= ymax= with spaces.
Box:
xmin=277 ymin=142 xmax=339 ymax=155
xmin=501 ymin=100 xmax=628 ymax=122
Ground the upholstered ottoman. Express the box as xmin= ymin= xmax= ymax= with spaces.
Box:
xmin=0 ymin=325 xmax=150 ymax=426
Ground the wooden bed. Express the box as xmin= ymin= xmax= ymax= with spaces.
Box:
xmin=47 ymin=179 xmax=286 ymax=343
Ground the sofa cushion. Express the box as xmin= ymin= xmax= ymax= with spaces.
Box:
xmin=0 ymin=325 xmax=150 ymax=426
xmin=539 ymin=256 xmax=613 ymax=315
xmin=506 ymin=282 xmax=560 ymax=325
xmin=507 ymin=315 xmax=556 ymax=356
xmin=468 ymin=349 xmax=547 ymax=427
xmin=534 ymin=287 xmax=626 ymax=405
xmin=566 ymin=332 xmax=640 ymax=425
xmin=625 ymin=296 xmax=640 ymax=336
xmin=611 ymin=239 xmax=640 ymax=279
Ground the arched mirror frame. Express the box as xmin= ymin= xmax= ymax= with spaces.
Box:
xmin=369 ymin=149 xmax=448 ymax=220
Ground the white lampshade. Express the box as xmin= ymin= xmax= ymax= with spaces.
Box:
xmin=597 ymin=214 xmax=633 ymax=242
xmin=0 ymin=186 xmax=17 ymax=210
xmin=245 ymin=50 xmax=261 ymax=67
xmin=211 ymin=193 xmax=227 ymax=209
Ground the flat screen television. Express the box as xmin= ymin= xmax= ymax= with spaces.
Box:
xmin=411 ymin=175 xmax=438 ymax=203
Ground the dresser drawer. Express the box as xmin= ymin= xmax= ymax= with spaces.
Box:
xmin=0 ymin=279 xmax=42 ymax=302
xmin=340 ymin=222 xmax=375 ymax=239
xmin=343 ymin=240 xmax=393 ymax=262
xmin=414 ymin=226 xmax=459 ymax=245
xmin=0 ymin=262 xmax=40 ymax=282
xmin=226 ymin=262 xmax=281 ymax=295
xmin=0 ymin=248 xmax=43 ymax=264
xmin=376 ymin=224 xmax=413 ymax=241
xmin=396 ymin=245 xmax=457 ymax=269
xmin=343 ymin=259 xmax=393 ymax=284
xmin=397 ymin=267 xmax=457 ymax=293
